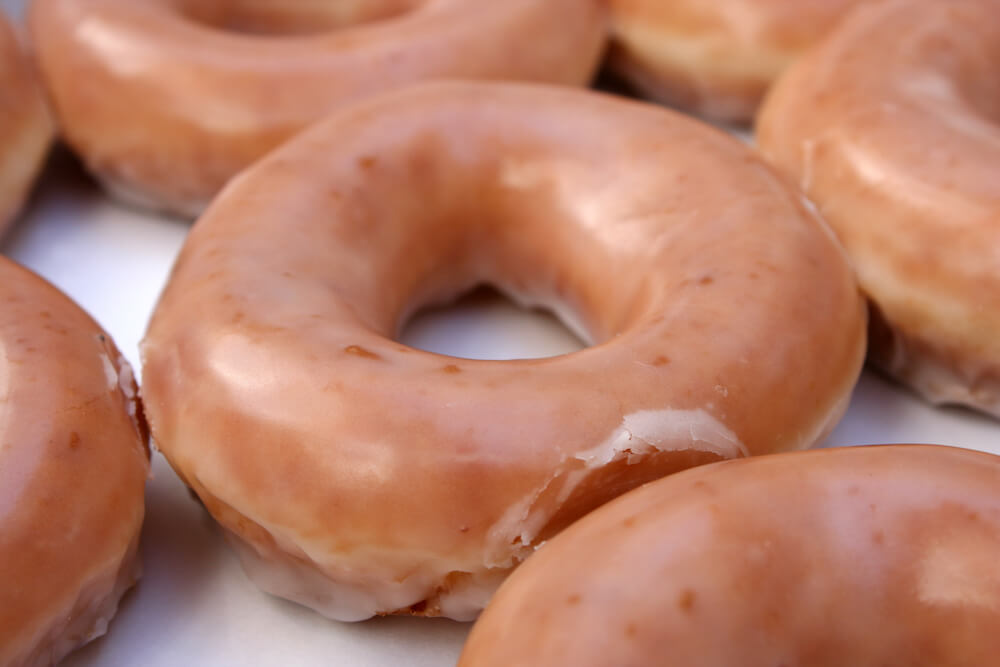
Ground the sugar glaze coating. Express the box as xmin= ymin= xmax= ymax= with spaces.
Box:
xmin=461 ymin=445 xmax=1000 ymax=667
xmin=141 ymin=82 xmax=865 ymax=621
xmin=607 ymin=0 xmax=866 ymax=123
xmin=0 ymin=12 xmax=51 ymax=232
xmin=29 ymin=0 xmax=607 ymax=216
xmin=0 ymin=258 xmax=148 ymax=667
xmin=757 ymin=0 xmax=1000 ymax=417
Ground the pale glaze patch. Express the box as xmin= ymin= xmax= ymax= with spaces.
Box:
xmin=141 ymin=83 xmax=866 ymax=620
xmin=99 ymin=351 xmax=118 ymax=389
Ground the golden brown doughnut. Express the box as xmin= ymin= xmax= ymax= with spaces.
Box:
xmin=0 ymin=258 xmax=148 ymax=667
xmin=140 ymin=82 xmax=866 ymax=621
xmin=607 ymin=0 xmax=866 ymax=123
xmin=28 ymin=0 xmax=608 ymax=217
xmin=757 ymin=0 xmax=1000 ymax=417
xmin=0 ymin=11 xmax=52 ymax=232
xmin=460 ymin=445 xmax=1000 ymax=666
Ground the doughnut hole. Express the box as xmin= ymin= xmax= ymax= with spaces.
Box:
xmin=172 ymin=0 xmax=423 ymax=36
xmin=399 ymin=285 xmax=587 ymax=360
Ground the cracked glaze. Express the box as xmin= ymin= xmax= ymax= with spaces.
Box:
xmin=141 ymin=82 xmax=866 ymax=620
xmin=461 ymin=445 xmax=1000 ymax=666
xmin=28 ymin=0 xmax=607 ymax=217
xmin=757 ymin=0 xmax=1000 ymax=417
xmin=0 ymin=258 xmax=148 ymax=667
xmin=574 ymin=409 xmax=749 ymax=467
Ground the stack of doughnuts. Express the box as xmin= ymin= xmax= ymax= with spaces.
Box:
xmin=2 ymin=0 xmax=999 ymax=663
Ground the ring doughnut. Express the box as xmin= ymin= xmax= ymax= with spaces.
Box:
xmin=460 ymin=444 xmax=1000 ymax=666
xmin=0 ymin=258 xmax=148 ymax=666
xmin=607 ymin=0 xmax=864 ymax=123
xmin=28 ymin=0 xmax=608 ymax=217
xmin=757 ymin=0 xmax=1000 ymax=416
xmin=140 ymin=82 xmax=866 ymax=621
xmin=0 ymin=12 xmax=52 ymax=232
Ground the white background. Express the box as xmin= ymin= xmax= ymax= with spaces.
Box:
xmin=3 ymin=2 xmax=998 ymax=665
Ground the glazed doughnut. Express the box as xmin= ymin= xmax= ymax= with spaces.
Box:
xmin=140 ymin=82 xmax=866 ymax=621
xmin=607 ymin=0 xmax=865 ymax=123
xmin=0 ymin=11 xmax=52 ymax=232
xmin=0 ymin=258 xmax=148 ymax=666
xmin=757 ymin=0 xmax=1000 ymax=417
xmin=28 ymin=0 xmax=607 ymax=217
xmin=460 ymin=445 xmax=1000 ymax=666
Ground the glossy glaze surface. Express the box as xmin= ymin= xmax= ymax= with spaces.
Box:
xmin=28 ymin=0 xmax=607 ymax=217
xmin=0 ymin=258 xmax=148 ymax=667
xmin=141 ymin=82 xmax=865 ymax=621
xmin=608 ymin=0 xmax=866 ymax=123
xmin=1 ymin=152 xmax=997 ymax=667
xmin=0 ymin=11 xmax=50 ymax=232
xmin=757 ymin=0 xmax=1000 ymax=417
xmin=461 ymin=445 xmax=1000 ymax=667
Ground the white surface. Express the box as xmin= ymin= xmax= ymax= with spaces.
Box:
xmin=3 ymin=2 xmax=999 ymax=664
